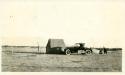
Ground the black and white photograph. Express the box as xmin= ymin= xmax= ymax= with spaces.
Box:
xmin=0 ymin=0 xmax=124 ymax=73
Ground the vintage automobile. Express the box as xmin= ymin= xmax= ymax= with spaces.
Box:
xmin=62 ymin=43 xmax=92 ymax=55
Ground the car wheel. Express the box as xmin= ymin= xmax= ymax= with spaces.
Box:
xmin=86 ymin=50 xmax=91 ymax=54
xmin=65 ymin=49 xmax=71 ymax=55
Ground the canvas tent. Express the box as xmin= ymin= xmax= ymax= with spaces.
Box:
xmin=46 ymin=39 xmax=66 ymax=54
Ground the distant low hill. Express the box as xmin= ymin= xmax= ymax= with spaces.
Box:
xmin=2 ymin=45 xmax=46 ymax=53
xmin=2 ymin=45 xmax=45 ymax=48
xmin=95 ymin=48 xmax=122 ymax=51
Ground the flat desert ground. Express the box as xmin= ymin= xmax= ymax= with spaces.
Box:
xmin=2 ymin=47 xmax=122 ymax=72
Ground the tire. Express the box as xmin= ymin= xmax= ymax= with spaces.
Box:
xmin=65 ymin=49 xmax=71 ymax=55
xmin=86 ymin=50 xmax=91 ymax=54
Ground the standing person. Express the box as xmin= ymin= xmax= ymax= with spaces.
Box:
xmin=103 ymin=47 xmax=107 ymax=54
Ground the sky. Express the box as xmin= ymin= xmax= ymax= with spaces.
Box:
xmin=0 ymin=1 xmax=125 ymax=48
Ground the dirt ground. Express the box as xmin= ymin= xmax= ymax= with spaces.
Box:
xmin=2 ymin=50 xmax=122 ymax=72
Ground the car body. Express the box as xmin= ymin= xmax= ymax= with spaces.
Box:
xmin=63 ymin=43 xmax=92 ymax=55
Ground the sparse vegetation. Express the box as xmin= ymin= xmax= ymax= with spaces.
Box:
xmin=2 ymin=46 xmax=122 ymax=72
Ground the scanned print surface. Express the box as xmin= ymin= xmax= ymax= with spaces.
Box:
xmin=1 ymin=1 xmax=124 ymax=72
